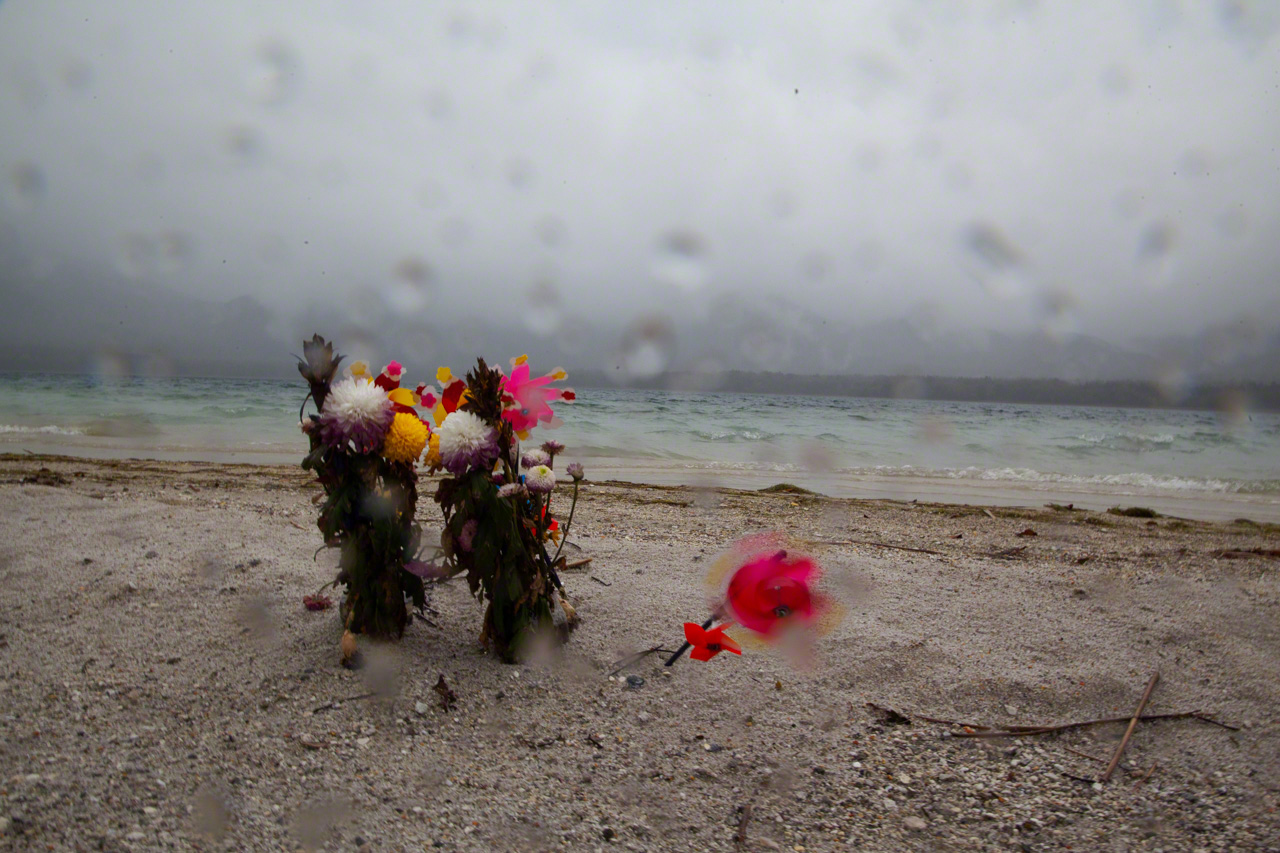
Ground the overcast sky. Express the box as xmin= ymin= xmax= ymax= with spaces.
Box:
xmin=2 ymin=0 xmax=1278 ymax=352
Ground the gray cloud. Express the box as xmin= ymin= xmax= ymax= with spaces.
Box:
xmin=1 ymin=0 xmax=1278 ymax=369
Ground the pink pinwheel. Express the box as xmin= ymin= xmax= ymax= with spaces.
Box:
xmin=500 ymin=356 xmax=574 ymax=437
xmin=724 ymin=549 xmax=824 ymax=637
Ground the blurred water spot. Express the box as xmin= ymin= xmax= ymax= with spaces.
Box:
xmin=1178 ymin=148 xmax=1212 ymax=178
xmin=60 ymin=59 xmax=94 ymax=92
xmin=360 ymin=644 xmax=402 ymax=701
xmin=505 ymin=156 xmax=535 ymax=188
xmin=247 ymin=39 xmax=301 ymax=106
xmin=236 ymin=596 xmax=276 ymax=644
xmin=905 ymin=302 xmax=941 ymax=344
xmin=383 ymin=256 xmax=434 ymax=314
xmin=440 ymin=217 xmax=471 ymax=247
xmin=192 ymin=787 xmax=232 ymax=840
xmin=1217 ymin=0 xmax=1280 ymax=51
xmin=1216 ymin=389 xmax=1250 ymax=428
xmin=651 ymin=229 xmax=709 ymax=292
xmin=141 ymin=353 xmax=175 ymax=378
xmin=8 ymin=162 xmax=46 ymax=206
xmin=801 ymin=250 xmax=830 ymax=281
xmin=225 ymin=125 xmax=265 ymax=163
xmin=291 ymin=797 xmax=352 ymax=851
xmin=892 ymin=377 xmax=926 ymax=400
xmin=91 ymin=349 xmax=131 ymax=381
xmin=524 ymin=279 xmax=562 ymax=336
xmin=799 ymin=440 xmax=836 ymax=472
xmin=963 ymin=222 xmax=1026 ymax=299
xmin=617 ymin=315 xmax=675 ymax=380
xmin=155 ymin=231 xmax=196 ymax=273
xmin=425 ymin=88 xmax=454 ymax=119
xmin=1037 ymin=287 xmax=1079 ymax=342
xmin=535 ymin=214 xmax=566 ymax=246
xmin=1155 ymin=365 xmax=1192 ymax=404
xmin=1137 ymin=221 xmax=1177 ymax=286
xmin=915 ymin=416 xmax=953 ymax=445
xmin=1099 ymin=64 xmax=1131 ymax=95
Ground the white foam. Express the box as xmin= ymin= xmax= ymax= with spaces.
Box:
xmin=0 ymin=424 xmax=86 ymax=436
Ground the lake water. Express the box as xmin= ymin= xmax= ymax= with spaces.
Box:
xmin=2 ymin=373 xmax=1278 ymax=522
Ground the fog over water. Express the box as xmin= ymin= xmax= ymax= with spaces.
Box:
xmin=1 ymin=2 xmax=1279 ymax=385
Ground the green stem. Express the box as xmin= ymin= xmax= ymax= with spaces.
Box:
xmin=550 ymin=480 xmax=579 ymax=565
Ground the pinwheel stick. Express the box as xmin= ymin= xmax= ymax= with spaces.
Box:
xmin=664 ymin=615 xmax=716 ymax=666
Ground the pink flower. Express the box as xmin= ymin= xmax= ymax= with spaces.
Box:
xmin=724 ymin=550 xmax=824 ymax=637
xmin=500 ymin=358 xmax=573 ymax=436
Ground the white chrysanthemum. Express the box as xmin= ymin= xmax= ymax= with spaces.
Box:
xmin=521 ymin=448 xmax=550 ymax=469
xmin=525 ymin=464 xmax=556 ymax=494
xmin=436 ymin=410 xmax=499 ymax=475
xmin=319 ymin=377 xmax=393 ymax=452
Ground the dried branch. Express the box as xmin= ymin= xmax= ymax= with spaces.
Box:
xmin=1101 ymin=671 xmax=1160 ymax=782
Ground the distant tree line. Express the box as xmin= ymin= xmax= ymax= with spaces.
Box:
xmin=573 ymin=370 xmax=1280 ymax=413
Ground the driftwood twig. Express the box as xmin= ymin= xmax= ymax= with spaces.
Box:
xmin=1101 ymin=671 xmax=1160 ymax=782
xmin=845 ymin=538 xmax=943 ymax=556
xmin=946 ymin=711 xmax=1234 ymax=738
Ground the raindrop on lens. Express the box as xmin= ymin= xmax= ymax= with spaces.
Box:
xmin=1137 ymin=221 xmax=1177 ymax=287
xmin=963 ymin=221 xmax=1026 ymax=299
xmin=116 ymin=233 xmax=156 ymax=279
xmin=505 ymin=156 xmax=534 ymax=189
xmin=617 ymin=316 xmax=675 ymax=380
xmin=535 ymin=214 xmax=566 ymax=246
xmin=9 ymin=162 xmax=46 ymax=206
xmin=225 ymin=125 xmax=265 ymax=163
xmin=651 ymin=229 xmax=709 ymax=292
xmin=247 ymin=39 xmax=301 ymax=106
xmin=383 ymin=256 xmax=433 ymax=314
xmin=524 ymin=279 xmax=562 ymax=336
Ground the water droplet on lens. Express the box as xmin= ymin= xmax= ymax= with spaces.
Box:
xmin=225 ymin=125 xmax=265 ymax=163
xmin=505 ymin=156 xmax=534 ymax=188
xmin=440 ymin=217 xmax=471 ymax=247
xmin=535 ymin=215 xmax=566 ymax=246
xmin=383 ymin=257 xmax=433 ymax=314
xmin=963 ymin=222 xmax=1025 ymax=299
xmin=651 ymin=229 xmax=708 ymax=292
xmin=1037 ymin=287 xmax=1078 ymax=342
xmin=524 ymin=279 xmax=562 ymax=336
xmin=192 ymin=787 xmax=232 ymax=840
xmin=1137 ymin=221 xmax=1177 ymax=287
xmin=60 ymin=59 xmax=94 ymax=92
xmin=801 ymin=250 xmax=830 ymax=281
xmin=247 ymin=39 xmax=301 ymax=106
xmin=1155 ymin=365 xmax=1192 ymax=403
xmin=8 ymin=162 xmax=45 ymax=207
xmin=617 ymin=315 xmax=675 ymax=380
xmin=155 ymin=231 xmax=196 ymax=273
xmin=1099 ymin=64 xmax=1131 ymax=95
xmin=424 ymin=88 xmax=454 ymax=119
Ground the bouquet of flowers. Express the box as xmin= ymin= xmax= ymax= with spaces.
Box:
xmin=426 ymin=355 xmax=583 ymax=662
xmin=297 ymin=336 xmax=434 ymax=656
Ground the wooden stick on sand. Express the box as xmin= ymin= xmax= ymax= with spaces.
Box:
xmin=1101 ymin=671 xmax=1159 ymax=782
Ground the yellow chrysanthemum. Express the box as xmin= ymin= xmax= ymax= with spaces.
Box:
xmin=382 ymin=413 xmax=428 ymax=464
xmin=424 ymin=432 xmax=442 ymax=469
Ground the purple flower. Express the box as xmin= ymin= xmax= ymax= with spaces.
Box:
xmin=565 ymin=462 xmax=584 ymax=481
xmin=318 ymin=377 xmax=394 ymax=453
xmin=525 ymin=464 xmax=556 ymax=494
xmin=497 ymin=483 xmax=527 ymax=500
xmin=521 ymin=448 xmax=550 ymax=469
xmin=540 ymin=439 xmax=565 ymax=457
xmin=436 ymin=411 xmax=499 ymax=475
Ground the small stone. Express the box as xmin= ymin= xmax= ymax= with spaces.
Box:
xmin=602 ymin=827 xmax=616 ymax=840
xmin=904 ymin=816 xmax=927 ymax=831
xmin=145 ymin=550 xmax=158 ymax=559
xmin=637 ymin=712 xmax=653 ymax=724
xmin=625 ymin=675 xmax=644 ymax=689
xmin=414 ymin=702 xmax=430 ymax=716
xmin=1004 ymin=705 xmax=1018 ymax=716
xmin=897 ymin=773 xmax=912 ymax=785
xmin=355 ymin=737 xmax=370 ymax=748
xmin=142 ymin=807 xmax=158 ymax=816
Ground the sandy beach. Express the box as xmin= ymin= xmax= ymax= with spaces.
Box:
xmin=1 ymin=453 xmax=1278 ymax=851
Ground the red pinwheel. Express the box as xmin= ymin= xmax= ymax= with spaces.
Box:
xmin=683 ymin=622 xmax=742 ymax=662
xmin=724 ymin=549 xmax=823 ymax=636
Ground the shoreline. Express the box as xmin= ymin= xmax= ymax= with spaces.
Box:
xmin=4 ymin=450 xmax=1277 ymax=525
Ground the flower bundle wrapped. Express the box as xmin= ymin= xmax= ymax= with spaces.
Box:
xmin=297 ymin=336 xmax=435 ymax=654
xmin=427 ymin=355 xmax=583 ymax=661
